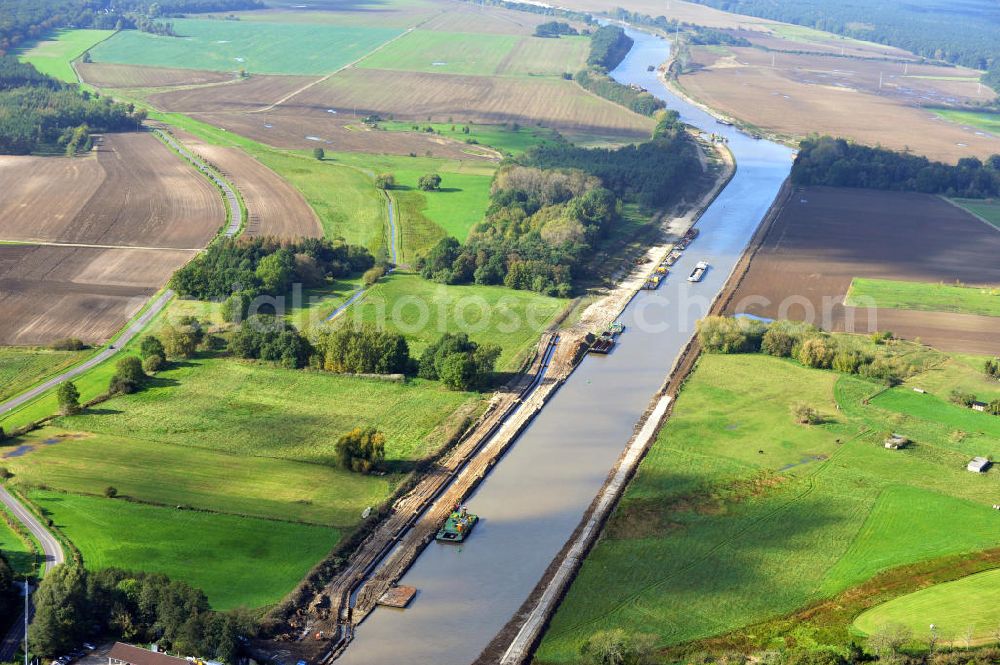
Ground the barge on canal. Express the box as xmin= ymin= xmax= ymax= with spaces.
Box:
xmin=688 ymin=261 xmax=709 ymax=283
xmin=436 ymin=506 xmax=478 ymax=543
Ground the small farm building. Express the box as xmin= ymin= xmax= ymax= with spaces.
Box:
xmin=967 ymin=457 xmax=992 ymax=473
xmin=109 ymin=643 xmax=188 ymax=665
xmin=884 ymin=434 xmax=909 ymax=450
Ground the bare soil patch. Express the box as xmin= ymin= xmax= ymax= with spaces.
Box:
xmin=148 ymin=74 xmax=319 ymax=114
xmin=294 ymin=68 xmax=652 ymax=139
xmin=177 ymin=131 xmax=323 ymax=239
xmin=0 ymin=133 xmax=223 ymax=248
xmin=680 ymin=46 xmax=998 ymax=162
xmin=0 ymin=245 xmax=193 ymax=345
xmin=420 ymin=3 xmax=554 ymax=34
xmin=728 ymin=186 xmax=1000 ymax=354
xmin=78 ymin=62 xmax=233 ymax=88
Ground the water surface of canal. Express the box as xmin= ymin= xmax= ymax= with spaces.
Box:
xmin=338 ymin=26 xmax=793 ymax=665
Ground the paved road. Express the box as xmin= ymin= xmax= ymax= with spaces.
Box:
xmin=0 ymin=130 xmax=241 ymax=420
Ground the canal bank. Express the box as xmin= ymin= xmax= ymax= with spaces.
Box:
xmin=331 ymin=26 xmax=793 ymax=665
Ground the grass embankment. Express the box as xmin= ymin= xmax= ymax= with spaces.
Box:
xmin=949 ymin=197 xmax=1000 ymax=230
xmin=853 ymin=568 xmax=1000 ymax=644
xmin=89 ymin=19 xmax=402 ymax=75
xmin=845 ymin=277 xmax=1000 ymax=317
xmin=18 ymin=29 xmax=115 ymax=83
xmin=0 ymin=509 xmax=38 ymax=576
xmin=0 ymin=348 xmax=89 ymax=404
xmin=28 ymin=489 xmax=338 ymax=610
xmin=536 ymin=340 xmax=1000 ymax=662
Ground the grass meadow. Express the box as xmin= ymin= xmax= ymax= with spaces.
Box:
xmin=536 ymin=348 xmax=1000 ymax=662
xmin=853 ymin=568 xmax=1000 ymax=644
xmin=377 ymin=120 xmax=562 ymax=156
xmin=90 ymin=19 xmax=401 ymax=75
xmin=845 ymin=277 xmax=1000 ymax=317
xmin=935 ymin=110 xmax=1000 ymax=138
xmin=357 ymin=30 xmax=518 ymax=76
xmin=0 ymin=508 xmax=38 ymax=576
xmin=333 ymin=271 xmax=567 ymax=370
xmin=0 ymin=347 xmax=88 ymax=403
xmin=29 ymin=489 xmax=339 ymax=609
xmin=18 ymin=29 xmax=115 ymax=83
xmin=950 ymin=197 xmax=1000 ymax=230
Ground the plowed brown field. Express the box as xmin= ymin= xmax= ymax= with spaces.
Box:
xmin=680 ymin=46 xmax=998 ymax=162
xmin=78 ymin=62 xmax=233 ymax=88
xmin=0 ymin=133 xmax=223 ymax=248
xmin=728 ymin=186 xmax=1000 ymax=354
xmin=178 ymin=132 xmax=323 ymax=239
xmin=0 ymin=245 xmax=195 ymax=345
xmin=0 ymin=132 xmax=224 ymax=345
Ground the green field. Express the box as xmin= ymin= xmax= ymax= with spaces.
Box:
xmin=337 ymin=271 xmax=567 ymax=370
xmin=0 ymin=508 xmax=38 ymax=576
xmin=935 ymin=109 xmax=1000 ymax=138
xmin=536 ymin=348 xmax=1000 ymax=662
xmin=18 ymin=29 xmax=115 ymax=83
xmin=357 ymin=30 xmax=518 ymax=76
xmin=377 ymin=120 xmax=562 ymax=156
xmin=29 ymin=489 xmax=338 ymax=609
xmin=844 ymin=277 xmax=1000 ymax=317
xmin=5 ymin=426 xmax=388 ymax=526
xmin=950 ymin=197 xmax=1000 ymax=230
xmin=0 ymin=347 xmax=88 ymax=404
xmin=90 ymin=19 xmax=401 ymax=75
xmin=53 ymin=356 xmax=476 ymax=466
xmin=853 ymin=568 xmax=1000 ymax=644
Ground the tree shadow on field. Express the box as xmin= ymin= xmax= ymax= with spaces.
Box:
xmin=577 ymin=462 xmax=859 ymax=640
xmin=436 ymin=187 xmax=462 ymax=194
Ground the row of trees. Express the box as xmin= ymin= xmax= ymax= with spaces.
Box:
xmin=170 ymin=236 xmax=375 ymax=310
xmin=534 ymin=21 xmax=578 ymax=38
xmin=697 ymin=317 xmax=913 ymax=385
xmin=792 ymin=136 xmax=1000 ymax=197
xmin=573 ymin=25 xmax=666 ymax=117
xmin=0 ymin=58 xmax=146 ymax=155
xmin=29 ymin=564 xmax=255 ymax=660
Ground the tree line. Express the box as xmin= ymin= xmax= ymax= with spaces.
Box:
xmin=0 ymin=57 xmax=146 ymax=154
xmin=417 ymin=111 xmax=700 ymax=295
xmin=29 ymin=564 xmax=255 ymax=661
xmin=792 ymin=136 xmax=1000 ymax=197
xmin=534 ymin=21 xmax=578 ymax=38
xmin=574 ymin=25 xmax=666 ymax=117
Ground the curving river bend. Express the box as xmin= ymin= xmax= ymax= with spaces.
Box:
xmin=337 ymin=27 xmax=793 ymax=665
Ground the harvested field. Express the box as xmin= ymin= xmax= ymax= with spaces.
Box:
xmin=293 ymin=69 xmax=653 ymax=139
xmin=178 ymin=133 xmax=323 ymax=239
xmin=740 ymin=30 xmax=915 ymax=61
xmin=0 ymin=133 xmax=223 ymax=248
xmin=495 ymin=35 xmax=589 ymax=77
xmin=679 ymin=46 xmax=998 ymax=162
xmin=420 ymin=3 xmax=555 ymax=35
xmin=356 ymin=30 xmax=519 ymax=76
xmin=0 ymin=244 xmax=193 ymax=346
xmin=149 ymin=77 xmax=499 ymax=157
xmin=148 ymin=74 xmax=319 ymax=114
xmin=77 ymin=62 xmax=233 ymax=88
xmin=727 ymin=186 xmax=1000 ymax=354
xmin=226 ymin=0 xmax=442 ymax=30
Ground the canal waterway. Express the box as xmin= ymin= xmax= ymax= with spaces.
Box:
xmin=337 ymin=26 xmax=793 ymax=665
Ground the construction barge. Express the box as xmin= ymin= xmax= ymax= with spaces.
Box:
xmin=590 ymin=322 xmax=624 ymax=354
xmin=687 ymin=260 xmax=709 ymax=283
xmin=436 ymin=506 xmax=478 ymax=543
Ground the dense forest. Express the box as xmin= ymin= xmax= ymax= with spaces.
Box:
xmin=574 ymin=25 xmax=665 ymax=117
xmin=417 ymin=112 xmax=700 ymax=295
xmin=587 ymin=25 xmax=633 ymax=70
xmin=683 ymin=0 xmax=1000 ymax=75
xmin=0 ymin=57 xmax=146 ymax=154
xmin=792 ymin=136 xmax=1000 ymax=197
xmin=0 ymin=0 xmax=263 ymax=55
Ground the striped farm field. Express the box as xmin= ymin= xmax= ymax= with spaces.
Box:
xmin=0 ymin=348 xmax=88 ymax=403
xmin=853 ymin=568 xmax=1000 ymax=644
xmin=18 ymin=29 xmax=115 ymax=83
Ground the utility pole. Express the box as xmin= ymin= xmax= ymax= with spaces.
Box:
xmin=878 ymin=71 xmax=883 ymax=91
